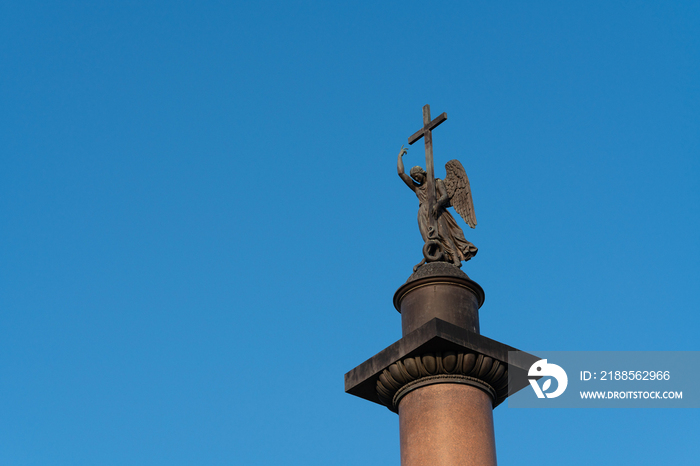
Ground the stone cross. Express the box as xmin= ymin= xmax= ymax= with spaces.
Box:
xmin=408 ymin=105 xmax=447 ymax=238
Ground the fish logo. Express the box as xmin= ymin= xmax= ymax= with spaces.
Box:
xmin=528 ymin=359 xmax=568 ymax=398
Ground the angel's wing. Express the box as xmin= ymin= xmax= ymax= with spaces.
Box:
xmin=444 ymin=159 xmax=477 ymax=228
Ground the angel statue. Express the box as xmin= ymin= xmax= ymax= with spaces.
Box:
xmin=397 ymin=146 xmax=478 ymax=271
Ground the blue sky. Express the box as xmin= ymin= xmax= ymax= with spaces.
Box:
xmin=1 ymin=2 xmax=698 ymax=465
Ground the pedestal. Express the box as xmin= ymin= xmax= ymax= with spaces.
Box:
xmin=345 ymin=263 xmax=538 ymax=465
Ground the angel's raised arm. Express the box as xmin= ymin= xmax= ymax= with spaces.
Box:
xmin=397 ymin=146 xmax=417 ymax=192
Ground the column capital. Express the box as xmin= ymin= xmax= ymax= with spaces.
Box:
xmin=377 ymin=350 xmax=504 ymax=412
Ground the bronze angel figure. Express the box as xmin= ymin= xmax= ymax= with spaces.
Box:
xmin=397 ymin=146 xmax=478 ymax=271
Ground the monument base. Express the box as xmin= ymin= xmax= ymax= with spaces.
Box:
xmin=345 ymin=264 xmax=538 ymax=466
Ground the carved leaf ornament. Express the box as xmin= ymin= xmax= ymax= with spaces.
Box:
xmin=376 ymin=350 xmax=509 ymax=412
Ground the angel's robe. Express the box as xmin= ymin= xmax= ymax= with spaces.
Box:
xmin=415 ymin=179 xmax=478 ymax=263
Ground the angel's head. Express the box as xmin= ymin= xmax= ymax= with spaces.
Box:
xmin=410 ymin=166 xmax=426 ymax=184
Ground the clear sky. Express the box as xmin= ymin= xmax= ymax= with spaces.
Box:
xmin=1 ymin=2 xmax=699 ymax=465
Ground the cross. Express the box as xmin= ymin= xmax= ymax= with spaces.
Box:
xmin=408 ymin=105 xmax=447 ymax=238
